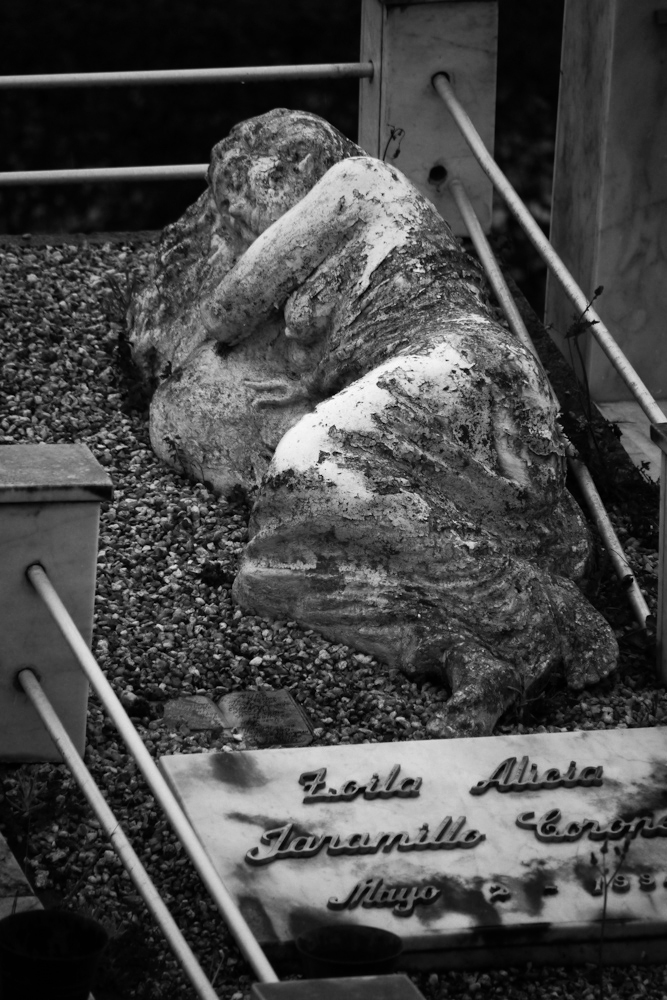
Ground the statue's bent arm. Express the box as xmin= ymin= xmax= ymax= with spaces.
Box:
xmin=198 ymin=158 xmax=416 ymax=344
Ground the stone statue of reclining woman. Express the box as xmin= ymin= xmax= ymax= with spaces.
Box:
xmin=129 ymin=108 xmax=618 ymax=738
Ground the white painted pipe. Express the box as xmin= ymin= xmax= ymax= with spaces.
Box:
xmin=0 ymin=62 xmax=374 ymax=89
xmin=26 ymin=563 xmax=278 ymax=984
xmin=17 ymin=668 xmax=221 ymax=1000
xmin=449 ymin=178 xmax=541 ymax=365
xmin=0 ymin=165 xmax=208 ymax=186
xmin=449 ymin=177 xmax=650 ymax=631
xmin=433 ymin=72 xmax=665 ymax=430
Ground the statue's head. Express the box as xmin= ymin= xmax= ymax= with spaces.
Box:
xmin=209 ymin=108 xmax=362 ymax=241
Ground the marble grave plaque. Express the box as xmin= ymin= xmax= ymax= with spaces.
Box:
xmin=159 ymin=727 xmax=667 ymax=970
xmin=163 ymin=696 xmax=226 ymax=732
xmin=218 ymin=690 xmax=313 ymax=747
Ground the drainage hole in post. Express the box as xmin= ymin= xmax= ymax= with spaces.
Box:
xmin=428 ymin=165 xmax=448 ymax=185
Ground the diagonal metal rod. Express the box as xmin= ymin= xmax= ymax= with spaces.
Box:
xmin=448 ymin=177 xmax=650 ymax=632
xmin=17 ymin=667 xmax=221 ymax=1000
xmin=433 ymin=72 xmax=665 ymax=430
xmin=25 ymin=562 xmax=278 ymax=984
xmin=448 ymin=180 xmax=541 ymax=365
xmin=0 ymin=62 xmax=374 ymax=89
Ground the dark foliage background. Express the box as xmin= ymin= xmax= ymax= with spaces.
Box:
xmin=0 ymin=0 xmax=564 ymax=311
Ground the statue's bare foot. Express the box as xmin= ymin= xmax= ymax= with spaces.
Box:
xmin=426 ymin=640 xmax=523 ymax=739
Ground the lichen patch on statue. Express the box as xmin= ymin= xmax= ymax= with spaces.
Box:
xmin=128 ymin=108 xmax=618 ymax=738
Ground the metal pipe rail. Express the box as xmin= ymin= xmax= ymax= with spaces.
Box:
xmin=0 ymin=60 xmax=373 ymax=187
xmin=449 ymin=177 xmax=650 ymax=632
xmin=0 ymin=165 xmax=208 ymax=186
xmin=26 ymin=563 xmax=279 ymax=985
xmin=17 ymin=667 xmax=221 ymax=1000
xmin=0 ymin=62 xmax=373 ymax=89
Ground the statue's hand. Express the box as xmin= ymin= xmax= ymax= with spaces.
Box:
xmin=199 ymin=158 xmax=380 ymax=346
xmin=199 ymin=290 xmax=251 ymax=343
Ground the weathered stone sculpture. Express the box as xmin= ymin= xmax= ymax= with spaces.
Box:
xmin=129 ymin=109 xmax=618 ymax=738
xmin=129 ymin=109 xmax=362 ymax=494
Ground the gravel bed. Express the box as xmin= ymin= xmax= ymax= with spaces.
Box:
xmin=0 ymin=236 xmax=665 ymax=999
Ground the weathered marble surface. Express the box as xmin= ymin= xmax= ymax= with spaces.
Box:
xmin=130 ymin=109 xmax=617 ymax=737
xmin=160 ymin=727 xmax=667 ymax=970
xmin=129 ymin=109 xmax=362 ymax=495
xmin=546 ymin=0 xmax=667 ymax=402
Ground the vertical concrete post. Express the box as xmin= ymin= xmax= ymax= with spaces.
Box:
xmin=545 ymin=0 xmax=667 ymax=402
xmin=650 ymin=425 xmax=667 ymax=684
xmin=0 ymin=444 xmax=112 ymax=761
xmin=660 ymin=451 xmax=667 ymax=683
xmin=358 ymin=0 xmax=498 ymax=235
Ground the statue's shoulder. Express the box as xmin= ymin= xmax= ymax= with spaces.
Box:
xmin=324 ymin=155 xmax=401 ymax=183
xmin=315 ymin=156 xmax=427 ymax=215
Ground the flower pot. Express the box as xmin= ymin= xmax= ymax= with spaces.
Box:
xmin=295 ymin=924 xmax=403 ymax=978
xmin=0 ymin=909 xmax=109 ymax=1000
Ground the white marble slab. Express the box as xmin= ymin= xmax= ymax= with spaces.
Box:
xmin=160 ymin=727 xmax=667 ymax=970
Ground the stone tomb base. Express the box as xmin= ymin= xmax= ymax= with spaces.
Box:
xmin=159 ymin=727 xmax=667 ymax=971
